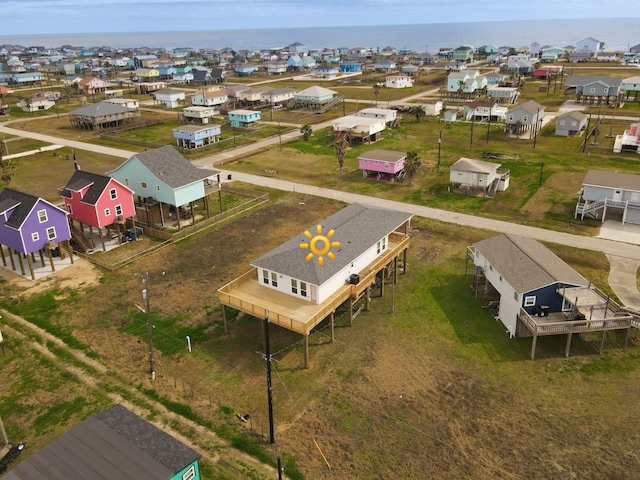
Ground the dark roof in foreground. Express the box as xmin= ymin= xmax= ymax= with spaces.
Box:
xmin=2 ymin=404 xmax=200 ymax=480
xmin=473 ymin=233 xmax=587 ymax=294
xmin=123 ymin=145 xmax=219 ymax=189
xmin=251 ymin=203 xmax=413 ymax=285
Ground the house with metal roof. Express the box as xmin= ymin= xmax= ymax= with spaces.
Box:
xmin=218 ymin=203 xmax=412 ymax=367
xmin=152 ymin=88 xmax=186 ymax=108
xmin=467 ymin=234 xmax=635 ymax=358
xmin=2 ymin=404 xmax=201 ymax=480
xmin=575 ymin=169 xmax=640 ymax=225
xmin=505 ymin=100 xmax=545 ymax=137
xmin=107 ymin=145 xmax=220 ymax=228
xmin=172 ymin=124 xmax=221 ymax=148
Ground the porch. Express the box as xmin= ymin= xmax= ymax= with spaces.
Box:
xmin=218 ymin=232 xmax=410 ymax=368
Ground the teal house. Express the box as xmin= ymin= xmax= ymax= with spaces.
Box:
xmin=2 ymin=404 xmax=201 ymax=480
xmin=108 ymin=145 xmax=219 ymax=226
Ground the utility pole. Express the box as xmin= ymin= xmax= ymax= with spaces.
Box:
xmin=486 ymin=105 xmax=491 ymax=143
xmin=142 ymin=272 xmax=155 ymax=380
xmin=437 ymin=130 xmax=442 ymax=174
xmin=264 ymin=314 xmax=275 ymax=444
xmin=469 ymin=116 xmax=474 ymax=152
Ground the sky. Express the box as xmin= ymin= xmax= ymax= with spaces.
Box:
xmin=0 ymin=0 xmax=636 ymax=36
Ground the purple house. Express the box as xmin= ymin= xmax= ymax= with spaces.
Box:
xmin=0 ymin=188 xmax=73 ymax=279
xmin=358 ymin=149 xmax=407 ymax=182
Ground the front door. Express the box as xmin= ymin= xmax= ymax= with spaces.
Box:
xmin=612 ymin=189 xmax=622 ymax=202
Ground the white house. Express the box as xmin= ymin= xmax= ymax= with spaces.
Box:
xmin=449 ymin=157 xmax=510 ymax=196
xmin=575 ymin=169 xmax=640 ymax=224
xmin=152 ymin=88 xmax=185 ymax=108
xmin=331 ymin=115 xmax=387 ymax=143
xmin=190 ymin=88 xmax=228 ymax=109
xmin=182 ymin=105 xmax=216 ymax=124
xmin=18 ymin=97 xmax=55 ymax=112
xmin=385 ymin=75 xmax=413 ymax=88
xmin=576 ymin=37 xmax=605 ymax=55
xmin=357 ymin=107 xmax=397 ymax=126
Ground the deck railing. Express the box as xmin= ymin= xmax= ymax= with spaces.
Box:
xmin=519 ymin=308 xmax=633 ymax=336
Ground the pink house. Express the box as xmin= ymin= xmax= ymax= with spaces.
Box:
xmin=358 ymin=149 xmax=407 ymax=182
xmin=60 ymin=169 xmax=136 ymax=251
xmin=77 ymin=76 xmax=107 ymax=95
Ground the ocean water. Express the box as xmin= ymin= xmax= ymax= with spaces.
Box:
xmin=0 ymin=18 xmax=638 ymax=53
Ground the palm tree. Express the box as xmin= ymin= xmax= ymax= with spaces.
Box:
xmin=404 ymin=150 xmax=422 ymax=187
xmin=333 ymin=138 xmax=349 ymax=173
xmin=373 ymin=84 xmax=380 ymax=106
xmin=412 ymin=105 xmax=426 ymax=122
xmin=300 ymin=124 xmax=313 ymax=141
xmin=457 ymin=79 xmax=466 ymax=101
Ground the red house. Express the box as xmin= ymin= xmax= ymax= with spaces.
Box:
xmin=60 ymin=170 xmax=136 ymax=251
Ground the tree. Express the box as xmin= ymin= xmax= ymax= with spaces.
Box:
xmin=412 ymin=105 xmax=426 ymax=122
xmin=300 ymin=124 xmax=313 ymax=141
xmin=457 ymin=79 xmax=466 ymax=101
xmin=333 ymin=138 xmax=349 ymax=173
xmin=373 ymin=84 xmax=380 ymax=106
xmin=404 ymin=150 xmax=422 ymax=187
xmin=0 ymin=141 xmax=15 ymax=186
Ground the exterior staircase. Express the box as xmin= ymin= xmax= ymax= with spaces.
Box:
xmin=318 ymin=95 xmax=344 ymax=113
xmin=574 ymin=198 xmax=605 ymax=219
xmin=70 ymin=224 xmax=94 ymax=253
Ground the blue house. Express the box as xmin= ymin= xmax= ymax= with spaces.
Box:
xmin=1 ymin=404 xmax=201 ymax=480
xmin=234 ymin=63 xmax=258 ymax=76
xmin=228 ymin=109 xmax=261 ymax=128
xmin=339 ymin=62 xmax=362 ymax=73
xmin=469 ymin=233 xmax=633 ymax=359
xmin=11 ymin=72 xmax=44 ymax=84
xmin=173 ymin=124 xmax=221 ymax=148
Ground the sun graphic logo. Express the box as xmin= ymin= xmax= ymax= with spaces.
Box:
xmin=300 ymin=224 xmax=341 ymax=266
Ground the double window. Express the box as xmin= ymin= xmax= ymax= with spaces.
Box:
xmin=37 ymin=209 xmax=48 ymax=223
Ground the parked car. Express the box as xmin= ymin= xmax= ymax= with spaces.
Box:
xmin=122 ymin=227 xmax=143 ymax=242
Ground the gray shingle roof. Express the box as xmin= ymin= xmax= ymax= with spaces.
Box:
xmin=358 ymin=149 xmax=406 ymax=162
xmin=251 ymin=203 xmax=412 ymax=285
xmin=61 ymin=170 xmax=112 ymax=204
xmin=70 ymin=101 xmax=131 ymax=117
xmin=582 ymin=169 xmax=640 ymax=191
xmin=473 ymin=234 xmax=587 ymax=294
xmin=2 ymin=405 xmax=200 ymax=480
xmin=0 ymin=188 xmax=40 ymax=229
xmin=564 ymin=76 xmax=623 ymax=88
xmin=131 ymin=145 xmax=219 ymax=189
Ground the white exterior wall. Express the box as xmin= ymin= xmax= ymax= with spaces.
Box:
xmin=473 ymin=250 xmax=520 ymax=337
xmin=257 ymin=235 xmax=389 ymax=304
xmin=450 ymin=170 xmax=494 ymax=186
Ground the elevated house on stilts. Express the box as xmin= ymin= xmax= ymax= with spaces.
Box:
xmin=218 ymin=203 xmax=413 ymax=368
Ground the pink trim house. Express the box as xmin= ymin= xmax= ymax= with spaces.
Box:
xmin=77 ymin=76 xmax=107 ymax=95
xmin=358 ymin=149 xmax=406 ymax=181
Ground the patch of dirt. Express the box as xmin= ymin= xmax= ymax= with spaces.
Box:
xmin=520 ymin=171 xmax=584 ymax=219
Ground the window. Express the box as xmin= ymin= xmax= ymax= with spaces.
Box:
xmin=559 ymin=120 xmax=565 ymax=126
xmin=489 ymin=265 xmax=493 ymax=271
xmin=508 ymin=114 xmax=514 ymax=122
xmin=124 ymin=177 xmax=129 ymax=186
xmin=104 ymin=208 xmax=111 ymax=217
xmin=384 ymin=162 xmax=390 ymax=169
xmin=301 ymin=281 xmax=307 ymax=297
xmin=37 ymin=209 xmax=48 ymax=223
xmin=377 ymin=241 xmax=381 ymax=254
xmin=156 ymin=185 xmax=161 ymax=191
xmin=263 ymin=269 xmax=269 ymax=284
xmin=291 ymin=279 xmax=298 ymax=294
xmin=140 ymin=181 xmax=148 ymax=189
xmin=524 ymin=296 xmax=536 ymax=307
xmin=522 ymin=115 xmax=528 ymax=123
xmin=31 ymin=232 xmax=39 ymax=242
xmin=514 ymin=292 xmax=518 ymax=301
xmin=182 ymin=465 xmax=196 ymax=480
xmin=115 ymin=205 xmax=123 ymax=216
xmin=46 ymin=227 xmax=56 ymax=240
xmin=66 ymin=204 xmax=73 ymax=214
xmin=499 ymin=275 xmax=502 ymax=282
xmin=109 ymin=188 xmax=117 ymax=200
xmin=382 ymin=237 xmax=386 ymax=251
xmin=589 ymin=87 xmax=596 ymax=93
xmin=271 ymin=272 xmax=277 ymax=287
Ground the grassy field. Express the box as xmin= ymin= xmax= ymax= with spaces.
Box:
xmin=2 ymin=62 xmax=640 ymax=479
xmin=1 ymin=196 xmax=639 ymax=479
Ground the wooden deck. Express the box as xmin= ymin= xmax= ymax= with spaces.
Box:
xmin=218 ymin=233 xmax=409 ymax=336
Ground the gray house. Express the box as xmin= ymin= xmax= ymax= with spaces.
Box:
xmin=555 ymin=111 xmax=588 ymax=137
xmin=505 ymin=100 xmax=545 ymax=137
xmin=2 ymin=404 xmax=201 ymax=480
xmin=575 ymin=169 xmax=640 ymax=225
xmin=564 ymin=76 xmax=624 ymax=106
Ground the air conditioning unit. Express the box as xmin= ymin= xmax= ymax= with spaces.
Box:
xmin=349 ymin=274 xmax=360 ymax=285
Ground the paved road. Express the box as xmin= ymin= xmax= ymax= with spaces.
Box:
xmin=2 ymin=103 xmax=640 ymax=308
